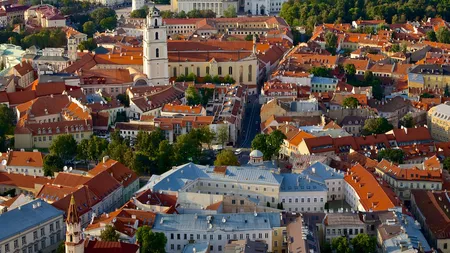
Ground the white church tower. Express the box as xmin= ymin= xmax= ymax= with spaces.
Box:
xmin=143 ymin=6 xmax=169 ymax=86
xmin=65 ymin=195 xmax=84 ymax=253
xmin=132 ymin=0 xmax=145 ymax=11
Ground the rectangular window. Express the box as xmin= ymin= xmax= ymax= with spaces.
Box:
xmin=22 ymin=236 xmax=26 ymax=245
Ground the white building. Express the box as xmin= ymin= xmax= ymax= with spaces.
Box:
xmin=0 ymin=200 xmax=65 ymax=253
xmin=171 ymin=0 xmax=238 ymax=17
xmin=132 ymin=0 xmax=145 ymax=11
xmin=302 ymin=162 xmax=345 ymax=202
xmin=143 ymin=7 xmax=169 ymax=85
xmin=279 ymin=173 xmax=328 ymax=213
xmin=0 ymin=150 xmax=44 ymax=177
xmin=322 ymin=212 xmax=367 ymax=243
xmin=152 ymin=212 xmax=281 ymax=253
xmin=115 ymin=121 xmax=155 ymax=141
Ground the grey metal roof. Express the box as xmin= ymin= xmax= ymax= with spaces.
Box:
xmin=280 ymin=173 xmax=327 ymax=192
xmin=0 ymin=200 xmax=64 ymax=241
xmin=153 ymin=212 xmax=281 ymax=232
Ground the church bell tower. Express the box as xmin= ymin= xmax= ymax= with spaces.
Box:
xmin=143 ymin=6 xmax=169 ymax=86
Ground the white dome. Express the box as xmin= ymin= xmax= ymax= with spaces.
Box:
xmin=249 ymin=150 xmax=263 ymax=158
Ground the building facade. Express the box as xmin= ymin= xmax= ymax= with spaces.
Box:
xmin=428 ymin=102 xmax=450 ymax=142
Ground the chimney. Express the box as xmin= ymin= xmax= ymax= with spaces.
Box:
xmin=102 ymin=156 xmax=109 ymax=163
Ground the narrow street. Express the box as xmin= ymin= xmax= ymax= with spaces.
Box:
xmin=239 ymin=94 xmax=261 ymax=148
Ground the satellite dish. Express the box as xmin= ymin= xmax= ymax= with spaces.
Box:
xmin=63 ymin=166 xmax=68 ymax=171
xmin=1 ymin=160 xmax=6 ymax=166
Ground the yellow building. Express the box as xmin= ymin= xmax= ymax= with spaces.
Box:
xmin=408 ymin=64 xmax=450 ymax=90
xmin=428 ymin=102 xmax=450 ymax=142
xmin=260 ymin=98 xmax=288 ymax=123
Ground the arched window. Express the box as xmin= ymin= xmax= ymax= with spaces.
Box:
xmin=185 ymin=67 xmax=188 ymax=76
xmin=206 ymin=66 xmax=210 ymax=75
xmin=156 ymin=48 xmax=159 ymax=58
xmin=248 ymin=65 xmax=252 ymax=82
xmin=229 ymin=66 xmax=233 ymax=75
xmin=173 ymin=67 xmax=177 ymax=77
xmin=155 ymin=32 xmax=159 ymax=40
xmin=197 ymin=67 xmax=200 ymax=77
xmin=154 ymin=18 xmax=158 ymax=27
xmin=218 ymin=66 xmax=222 ymax=75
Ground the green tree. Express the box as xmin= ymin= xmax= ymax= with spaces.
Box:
xmin=214 ymin=149 xmax=239 ymax=166
xmin=90 ymin=7 xmax=116 ymax=24
xmin=135 ymin=129 xmax=165 ymax=157
xmin=420 ymin=92 xmax=435 ymax=98
xmin=156 ymin=140 xmax=174 ymax=174
xmin=267 ymin=129 xmax=287 ymax=160
xmin=99 ymin=225 xmax=120 ymax=242
xmin=362 ymin=118 xmax=393 ymax=135
xmin=216 ymin=125 xmax=229 ymax=147
xmin=136 ymin=226 xmax=167 ymax=253
xmin=100 ymin=16 xmax=118 ymax=30
xmin=185 ymin=86 xmax=202 ymax=106
xmin=78 ymin=38 xmax=97 ymax=51
xmin=174 ymin=133 xmax=202 ymax=164
xmin=427 ymin=30 xmax=437 ymax=42
xmin=223 ymin=5 xmax=237 ymax=18
xmin=77 ymin=139 xmax=90 ymax=163
xmin=245 ymin=34 xmax=253 ymax=41
xmin=223 ymin=75 xmax=235 ymax=84
xmin=203 ymin=74 xmax=213 ymax=83
xmin=43 ymin=154 xmax=64 ymax=176
xmin=56 ymin=242 xmax=65 ymax=253
xmin=342 ymin=97 xmax=359 ymax=109
xmin=49 ymin=134 xmax=77 ymax=161
xmin=130 ymin=8 xmax=148 ymax=18
xmin=331 ymin=237 xmax=351 ymax=253
xmin=251 ymin=134 xmax=269 ymax=160
xmin=436 ymin=27 xmax=450 ymax=44
xmin=116 ymin=94 xmax=130 ymax=107
xmin=390 ymin=43 xmax=401 ymax=52
xmin=160 ymin=10 xmax=174 ymax=18
xmin=351 ymin=234 xmax=377 ymax=253
xmin=445 ymin=85 xmax=450 ymax=97
xmin=83 ymin=21 xmax=96 ymax=37
xmin=364 ymin=71 xmax=374 ymax=83
xmin=309 ymin=66 xmax=331 ymax=77
xmin=377 ymin=149 xmax=405 ymax=164
xmin=0 ymin=105 xmax=14 ymax=151
xmin=400 ymin=113 xmax=414 ymax=128
xmin=88 ymin=136 xmax=108 ymax=163
xmin=344 ymin=63 xmax=356 ymax=77
xmin=132 ymin=152 xmax=152 ymax=175
xmin=325 ymin=31 xmax=337 ymax=55
xmin=444 ymin=157 xmax=450 ymax=171
xmin=199 ymin=126 xmax=215 ymax=149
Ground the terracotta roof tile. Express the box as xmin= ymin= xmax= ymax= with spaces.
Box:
xmin=345 ymin=164 xmax=398 ymax=211
xmin=88 ymin=159 xmax=138 ymax=188
xmin=0 ymin=171 xmax=52 ymax=192
xmin=6 ymin=151 xmax=43 ymax=168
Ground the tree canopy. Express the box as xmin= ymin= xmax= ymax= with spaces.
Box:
xmin=351 ymin=234 xmax=377 ymax=253
xmin=280 ymin=0 xmax=450 ymax=34
xmin=331 ymin=237 xmax=351 ymax=253
xmin=0 ymin=105 xmax=14 ymax=151
xmin=362 ymin=118 xmax=393 ymax=135
xmin=49 ymin=134 xmax=78 ymax=161
xmin=378 ymin=149 xmax=405 ymax=164
xmin=136 ymin=226 xmax=167 ymax=253
xmin=342 ymin=97 xmax=359 ymax=109
xmin=99 ymin=225 xmax=120 ymax=242
xmin=444 ymin=157 xmax=450 ymax=171
xmin=223 ymin=5 xmax=237 ymax=18
xmin=399 ymin=113 xmax=414 ymax=128
xmin=214 ymin=149 xmax=239 ymax=166
xmin=251 ymin=130 xmax=287 ymax=160
xmin=309 ymin=66 xmax=332 ymax=77
xmin=43 ymin=154 xmax=64 ymax=177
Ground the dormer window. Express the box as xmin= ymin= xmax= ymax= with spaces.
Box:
xmin=56 ymin=127 xmax=60 ymax=133
xmin=48 ymin=127 xmax=52 ymax=134
xmin=38 ymin=128 xmax=41 ymax=134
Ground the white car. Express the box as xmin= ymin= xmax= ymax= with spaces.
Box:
xmin=235 ymin=148 xmax=242 ymax=155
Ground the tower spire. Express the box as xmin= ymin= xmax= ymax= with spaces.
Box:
xmin=67 ymin=195 xmax=80 ymax=224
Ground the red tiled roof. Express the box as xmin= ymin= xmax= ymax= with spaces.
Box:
xmin=88 ymin=159 xmax=138 ymax=188
xmin=6 ymin=150 xmax=43 ymax=167
xmin=376 ymin=159 xmax=441 ymax=182
xmin=84 ymin=240 xmax=139 ymax=253
xmin=0 ymin=171 xmax=52 ymax=191
xmin=345 ymin=164 xmax=398 ymax=211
